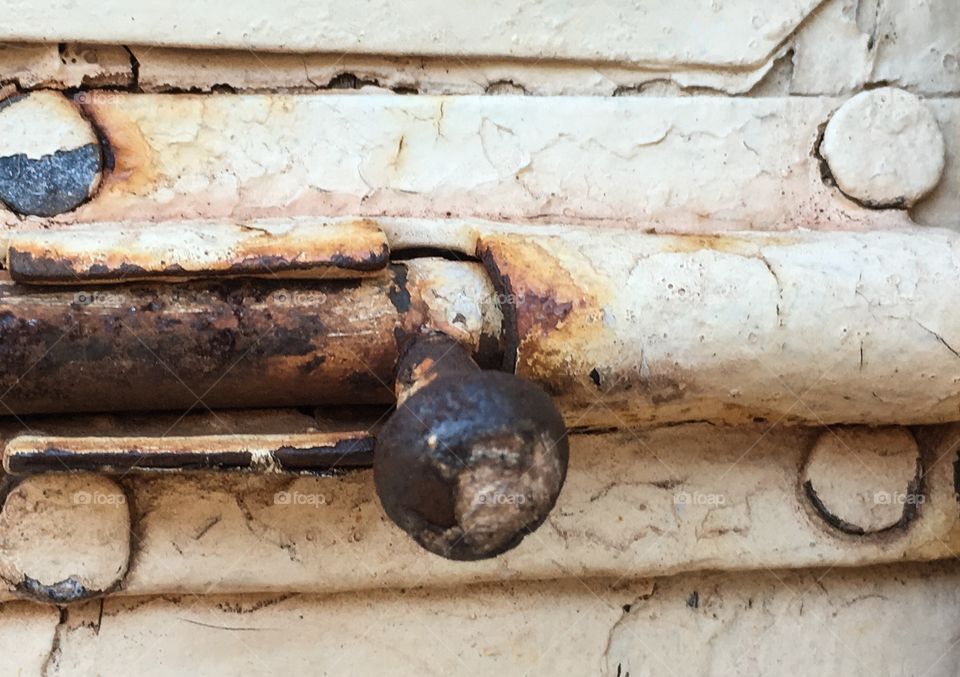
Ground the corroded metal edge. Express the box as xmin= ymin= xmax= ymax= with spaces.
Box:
xmin=2 ymin=432 xmax=375 ymax=475
xmin=5 ymin=219 xmax=390 ymax=284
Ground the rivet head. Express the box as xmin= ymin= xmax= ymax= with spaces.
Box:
xmin=0 ymin=91 xmax=102 ymax=216
xmin=802 ymin=427 xmax=922 ymax=535
xmin=0 ymin=474 xmax=130 ymax=602
xmin=820 ymin=87 xmax=946 ymax=208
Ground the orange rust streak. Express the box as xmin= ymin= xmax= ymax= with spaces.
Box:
xmin=654 ymin=233 xmax=801 ymax=254
xmin=478 ymin=235 xmax=608 ymax=387
xmin=5 ymin=219 xmax=390 ymax=284
xmin=81 ymin=99 xmax=159 ymax=200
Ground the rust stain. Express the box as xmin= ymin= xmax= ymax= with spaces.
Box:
xmin=80 ymin=96 xmax=159 ymax=199
xmin=5 ymin=219 xmax=390 ymax=284
xmin=476 ymin=234 xmax=784 ymax=426
xmin=0 ymin=272 xmax=403 ymax=414
xmin=655 ymin=233 xmax=802 ymax=255
xmin=0 ymin=259 xmax=500 ymax=415
xmin=477 ymin=235 xmax=608 ymax=391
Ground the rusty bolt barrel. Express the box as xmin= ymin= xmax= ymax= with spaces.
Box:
xmin=0 ymin=261 xmax=500 ymax=415
xmin=374 ymin=333 xmax=568 ymax=561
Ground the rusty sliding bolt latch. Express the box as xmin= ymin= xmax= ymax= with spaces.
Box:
xmin=374 ymin=333 xmax=568 ymax=561
xmin=0 ymin=215 xmax=569 ymax=561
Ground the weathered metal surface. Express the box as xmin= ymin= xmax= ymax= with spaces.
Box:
xmin=0 ymin=259 xmax=500 ymax=415
xmin=478 ymin=226 xmax=960 ymax=428
xmin=6 ymin=223 xmax=960 ymax=427
xmin=7 ymin=562 xmax=960 ymax=676
xmin=0 ymin=473 xmax=130 ymax=603
xmin=5 ymin=219 xmax=390 ymax=284
xmin=375 ymin=333 xmax=568 ymax=560
xmin=12 ymin=93 xmax=958 ymax=231
xmin=2 ymin=431 xmax=374 ymax=475
xmin=0 ymin=0 xmax=819 ymax=67
xmin=2 ymin=0 xmax=958 ymax=97
xmin=821 ymin=88 xmax=946 ymax=209
xmin=392 ymin=331 xmax=482 ymax=405
xmin=801 ymin=427 xmax=923 ymax=535
xmin=131 ymin=46 xmax=780 ymax=96
xmin=2 ymin=423 xmax=958 ymax=603
xmin=400 ymin=255 xmax=504 ymax=367
xmin=606 ymin=561 xmax=960 ymax=676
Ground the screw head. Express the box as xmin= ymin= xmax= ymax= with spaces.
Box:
xmin=0 ymin=91 xmax=102 ymax=216
xmin=374 ymin=370 xmax=568 ymax=561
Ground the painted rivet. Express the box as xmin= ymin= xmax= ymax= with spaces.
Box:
xmin=0 ymin=91 xmax=102 ymax=216
xmin=820 ymin=87 xmax=945 ymax=208
xmin=802 ymin=427 xmax=921 ymax=535
xmin=374 ymin=333 xmax=568 ymax=561
xmin=0 ymin=474 xmax=130 ymax=602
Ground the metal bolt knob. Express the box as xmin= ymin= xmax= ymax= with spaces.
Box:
xmin=374 ymin=333 xmax=568 ymax=561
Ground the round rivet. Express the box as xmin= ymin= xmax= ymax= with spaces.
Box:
xmin=820 ymin=87 xmax=945 ymax=208
xmin=0 ymin=474 xmax=130 ymax=602
xmin=0 ymin=91 xmax=103 ymax=216
xmin=802 ymin=427 xmax=921 ymax=535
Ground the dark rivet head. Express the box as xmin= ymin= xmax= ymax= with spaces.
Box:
xmin=375 ymin=334 xmax=568 ymax=561
xmin=0 ymin=91 xmax=102 ymax=216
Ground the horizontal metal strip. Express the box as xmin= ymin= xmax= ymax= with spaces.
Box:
xmin=2 ymin=224 xmax=960 ymax=427
xmin=0 ymin=0 xmax=817 ymax=67
xmin=5 ymin=219 xmax=389 ymax=284
xmin=2 ymin=432 xmax=375 ymax=475
xmin=4 ymin=562 xmax=958 ymax=674
xmin=479 ymin=226 xmax=960 ymax=427
xmin=7 ymin=92 xmax=956 ymax=231
xmin=3 ymin=1 xmax=958 ymax=97
xmin=1 ymin=423 xmax=957 ymax=603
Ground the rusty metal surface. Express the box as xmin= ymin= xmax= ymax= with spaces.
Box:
xmin=3 ymin=431 xmax=374 ymax=474
xmin=400 ymin=256 xmax=504 ymax=369
xmin=0 ymin=260 xmax=501 ymax=415
xmin=0 ymin=406 xmax=356 ymax=437
xmin=5 ymin=219 xmax=389 ymax=284
xmin=392 ymin=331 xmax=480 ymax=405
xmin=477 ymin=227 xmax=960 ymax=428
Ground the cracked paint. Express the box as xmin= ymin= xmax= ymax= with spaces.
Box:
xmin=479 ymin=227 xmax=960 ymax=428
xmin=7 ymin=93 xmax=947 ymax=232
xmin=1 ymin=423 xmax=956 ymax=604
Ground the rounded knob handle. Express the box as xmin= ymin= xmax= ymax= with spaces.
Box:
xmin=374 ymin=334 xmax=568 ymax=560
